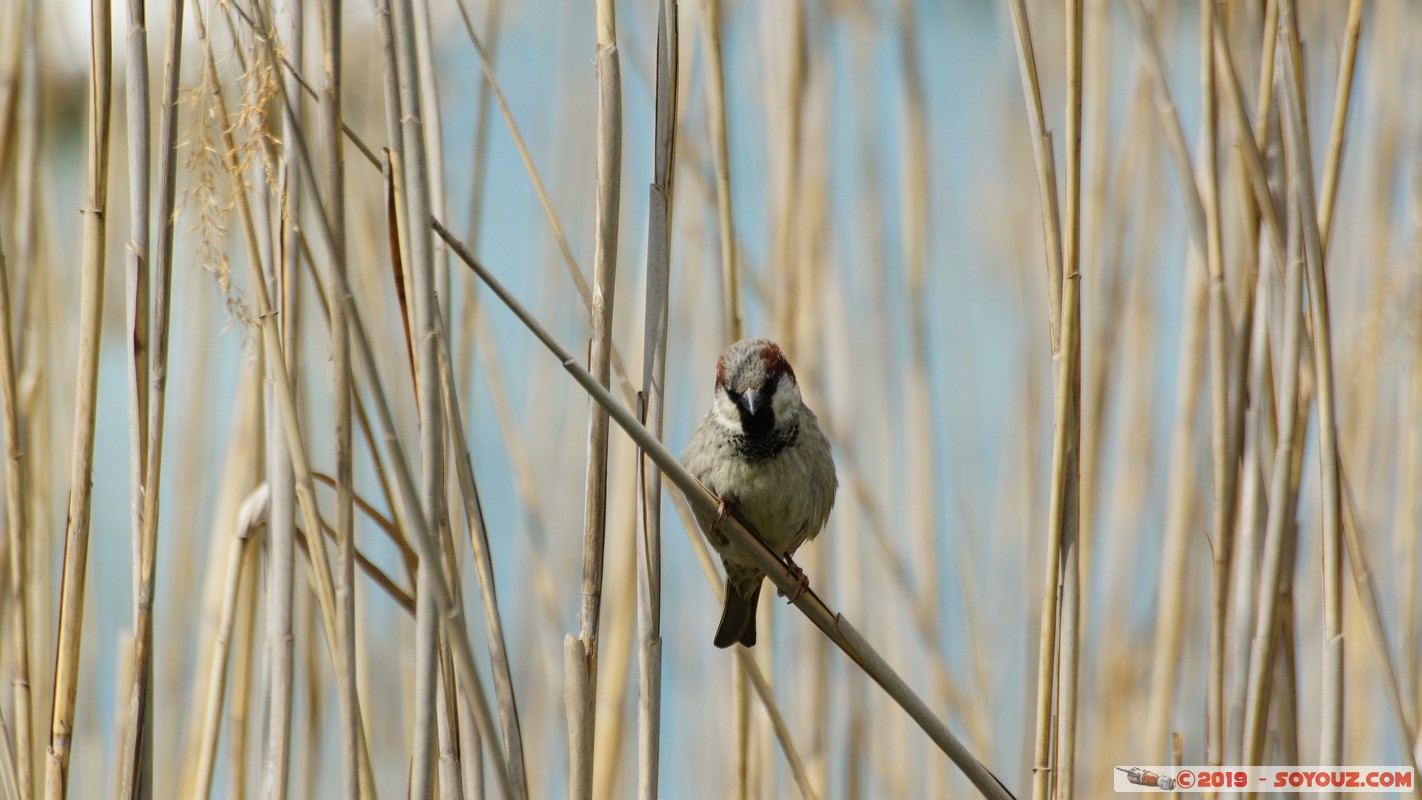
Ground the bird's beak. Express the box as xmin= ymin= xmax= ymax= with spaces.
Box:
xmin=739 ymin=388 xmax=764 ymax=416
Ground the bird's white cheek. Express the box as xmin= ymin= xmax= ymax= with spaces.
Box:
xmin=712 ymin=393 xmax=742 ymax=432
xmin=771 ymin=381 xmax=803 ymax=424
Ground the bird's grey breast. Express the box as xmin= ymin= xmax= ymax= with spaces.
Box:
xmin=685 ymin=412 xmax=834 ymax=563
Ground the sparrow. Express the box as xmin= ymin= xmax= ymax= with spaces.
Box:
xmin=681 ymin=339 xmax=838 ymax=648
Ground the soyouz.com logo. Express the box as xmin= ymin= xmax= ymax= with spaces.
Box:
xmin=1114 ymin=766 xmax=1414 ymax=793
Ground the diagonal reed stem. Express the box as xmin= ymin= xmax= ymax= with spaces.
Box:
xmin=435 ymin=219 xmax=1017 ymax=800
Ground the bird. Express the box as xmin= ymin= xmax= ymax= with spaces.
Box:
xmin=680 ymin=338 xmax=838 ymax=648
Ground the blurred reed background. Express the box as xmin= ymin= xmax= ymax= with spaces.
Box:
xmin=0 ymin=0 xmax=1417 ymax=798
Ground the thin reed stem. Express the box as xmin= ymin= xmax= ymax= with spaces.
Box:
xmin=1005 ymin=0 xmax=1064 ymax=352
xmin=569 ymin=1 xmax=623 ymax=795
xmin=117 ymin=0 xmax=153 ymax=793
xmin=636 ymin=1 xmax=677 ymax=797
xmin=387 ymin=0 xmax=447 ymax=793
xmin=1316 ymin=0 xmax=1363 ymax=254
xmin=698 ymin=0 xmax=741 ymax=342
xmin=45 ymin=0 xmax=112 ymax=793
xmin=1242 ymin=157 xmax=1307 ymax=772
xmin=0 ymin=228 xmax=30 ymax=800
xmin=1200 ymin=0 xmax=1234 ymax=781
xmin=433 ymin=306 xmax=529 ymax=797
xmin=192 ymin=503 xmax=260 ymax=799
xmin=315 ymin=0 xmax=364 ymax=795
xmin=1278 ymin=2 xmax=1345 ymax=778
xmin=187 ymin=6 xmax=366 ymax=798
xmin=1051 ymin=2 xmax=1085 ymax=798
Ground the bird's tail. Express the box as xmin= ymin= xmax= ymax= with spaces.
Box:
xmin=714 ymin=580 xmax=762 ymax=648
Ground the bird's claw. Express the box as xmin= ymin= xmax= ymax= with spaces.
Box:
xmin=709 ymin=499 xmax=729 ymax=540
xmin=778 ymin=554 xmax=809 ymax=603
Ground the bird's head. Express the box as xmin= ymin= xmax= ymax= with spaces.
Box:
xmin=711 ymin=338 xmax=803 ymax=440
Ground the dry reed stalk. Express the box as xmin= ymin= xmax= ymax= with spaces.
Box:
xmin=1278 ymin=2 xmax=1345 ymax=778
xmin=449 ymin=29 xmax=504 ymax=751
xmin=411 ymin=0 xmax=450 ymax=324
xmin=636 ymin=1 xmax=678 ymax=797
xmin=1211 ymin=12 xmax=1282 ymax=764
xmin=266 ymin=0 xmax=301 ymax=791
xmin=1400 ymin=342 xmax=1422 ymax=732
xmin=0 ymin=705 xmax=19 ymax=800
xmin=10 ymin=0 xmax=39 ymax=354
xmin=1316 ymin=0 xmax=1363 ymax=255
xmin=437 ymin=221 xmax=1016 ymax=800
xmin=817 ymin=423 xmax=980 ymax=756
xmin=1228 ymin=251 xmax=1276 ymax=767
xmin=310 ymin=173 xmax=517 ymax=800
xmin=1075 ymin=0 xmax=1119 ymax=611
xmin=0 ymin=12 xmax=33 ymax=770
xmin=44 ymin=0 xmax=111 ymax=793
xmin=1199 ymin=0 xmax=1234 ymax=780
xmin=1338 ymin=473 xmax=1418 ymax=774
xmin=697 ymin=0 xmax=741 ymax=342
xmin=148 ymin=0 xmax=193 ymax=782
xmin=170 ymin=355 xmax=258 ymax=798
xmin=432 ymin=306 xmax=528 ymax=797
xmin=301 ymin=513 xmax=415 ymax=613
xmin=431 ymin=5 xmax=654 ymax=440
xmin=1004 ymin=10 xmax=1064 ymax=796
xmin=370 ymin=0 xmax=409 ymax=286
xmin=192 ymin=498 xmax=260 ymax=798
xmin=562 ymin=636 xmax=591 ymax=797
xmin=1273 ymin=593 xmax=1301 ymax=766
xmin=262 ymin=367 xmax=296 ymax=800
xmin=1241 ymin=168 xmax=1307 ymax=771
xmin=734 ymin=653 xmax=749 ymax=800
xmin=229 ymin=484 xmax=262 ymax=800
xmin=1050 ymin=3 xmax=1085 ymax=798
xmin=1004 ymin=0 xmax=1063 ymax=351
xmin=788 ymin=28 xmax=834 ymax=793
xmin=1143 ymin=255 xmax=1208 ymax=759
xmin=314 ymin=0 xmax=364 ymax=795
xmin=186 ymin=5 xmax=368 ymax=797
xmin=0 ymin=228 xmax=30 ymax=800
xmin=453 ymin=0 xmax=501 ymax=495
xmin=0 ymin=23 xmax=18 ymax=172
xmin=386 ymin=0 xmax=448 ymax=793
xmin=427 ymin=431 xmax=466 ymax=783
xmin=298 ymin=235 xmax=418 ymax=581
xmin=117 ymin=0 xmax=154 ymax=780
xmin=589 ymin=494 xmax=638 ymax=800
xmin=448 ymin=0 xmax=633 ymax=407
xmin=1127 ymin=0 xmax=1225 ymax=762
xmin=362 ymin=310 xmax=516 ymax=795
xmin=265 ymin=98 xmax=299 ymax=800
xmin=1211 ymin=18 xmax=1286 ymax=278
xmin=435 ymin=640 xmax=464 ymax=800
xmin=1125 ymin=0 xmax=1211 ymax=256
xmin=277 ymin=0 xmax=303 ymax=433
xmin=463 ymin=301 xmax=562 ymax=629
xmin=117 ymin=0 xmax=153 ymax=791
xmin=232 ymin=26 xmax=516 ymax=789
xmin=769 ymin=0 xmax=805 ymax=345
xmin=891 ymin=15 xmax=944 ymax=785
xmin=300 ymin=598 xmax=322 ymax=800
xmin=568 ymin=1 xmax=623 ymax=794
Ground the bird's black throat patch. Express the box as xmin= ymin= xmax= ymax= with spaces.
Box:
xmin=731 ymin=420 xmax=799 ymax=462
xmin=737 ymin=400 xmax=775 ymax=439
